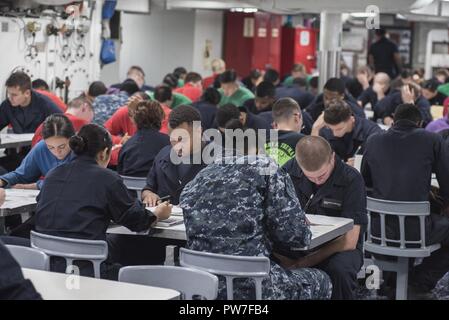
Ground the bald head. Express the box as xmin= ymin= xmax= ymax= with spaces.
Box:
xmin=296 ymin=136 xmax=333 ymax=171
xmin=374 ymin=72 xmax=390 ymax=86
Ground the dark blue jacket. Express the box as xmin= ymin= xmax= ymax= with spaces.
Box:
xmin=118 ymin=128 xmax=170 ymax=177
xmin=35 ymin=156 xmax=155 ymax=241
xmin=361 ymin=121 xmax=449 ymax=243
xmin=361 ymin=120 xmax=449 ymax=204
xmin=192 ymin=100 xmax=218 ymax=130
xmin=143 ymin=145 xmax=209 ymax=205
xmin=282 ymin=156 xmax=367 ymax=249
xmin=0 ymin=240 xmax=42 ymax=300
xmin=374 ymin=91 xmax=432 ymax=126
xmin=305 ymin=93 xmax=365 ymax=122
xmin=275 ymin=86 xmax=315 ymax=109
xmin=0 ymin=90 xmax=62 ymax=133
xmin=245 ymin=112 xmax=271 ymax=132
xmin=320 ymin=117 xmax=383 ymax=161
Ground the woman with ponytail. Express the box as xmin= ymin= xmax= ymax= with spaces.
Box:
xmin=0 ymin=114 xmax=76 ymax=190
xmin=34 ymin=123 xmax=171 ymax=278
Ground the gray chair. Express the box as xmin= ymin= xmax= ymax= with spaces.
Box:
xmin=30 ymin=231 xmax=108 ymax=278
xmin=6 ymin=245 xmax=50 ymax=271
xmin=364 ymin=197 xmax=441 ymax=300
xmin=119 ymin=265 xmax=219 ymax=300
xmin=179 ymin=247 xmax=270 ymax=300
xmin=120 ymin=175 xmax=146 ymax=200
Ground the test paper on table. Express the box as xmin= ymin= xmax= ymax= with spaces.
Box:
xmin=306 ymin=215 xmax=335 ymax=226
xmin=156 ymin=216 xmax=184 ymax=227
xmin=146 ymin=206 xmax=183 ymax=216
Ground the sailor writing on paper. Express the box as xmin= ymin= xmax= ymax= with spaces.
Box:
xmin=282 ymin=136 xmax=367 ymax=300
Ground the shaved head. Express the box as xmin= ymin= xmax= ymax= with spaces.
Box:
xmin=296 ymin=136 xmax=333 ymax=171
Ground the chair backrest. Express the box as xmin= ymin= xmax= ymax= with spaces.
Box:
xmin=120 ymin=175 xmax=147 ymax=191
xmin=179 ymin=247 xmax=270 ymax=300
xmin=119 ymin=265 xmax=219 ymax=300
xmin=365 ymin=197 xmax=437 ymax=257
xmin=6 ymin=245 xmax=50 ymax=271
xmin=30 ymin=231 xmax=108 ymax=278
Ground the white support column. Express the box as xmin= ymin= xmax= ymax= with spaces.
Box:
xmin=318 ymin=12 xmax=343 ymax=91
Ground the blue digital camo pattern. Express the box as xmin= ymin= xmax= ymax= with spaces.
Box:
xmin=92 ymin=92 xmax=129 ymax=125
xmin=433 ymin=271 xmax=449 ymax=300
xmin=179 ymin=154 xmax=332 ymax=300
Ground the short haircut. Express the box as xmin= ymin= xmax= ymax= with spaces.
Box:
xmin=263 ymin=68 xmax=280 ymax=84
xmin=435 ymin=68 xmax=449 ymax=79
xmin=211 ymin=58 xmax=225 ymax=73
xmin=154 ymin=85 xmax=172 ymax=103
xmin=68 ymin=95 xmax=92 ymax=111
xmin=120 ymin=79 xmax=139 ymax=96
xmin=357 ymin=65 xmax=373 ymax=76
xmin=272 ymin=98 xmax=300 ymax=123
xmin=224 ymin=120 xmax=260 ymax=155
xmin=401 ymin=69 xmax=411 ymax=79
xmin=216 ymin=103 xmax=240 ymax=128
xmin=201 ymin=87 xmax=221 ymax=105
xmin=422 ymin=79 xmax=440 ymax=92
xmin=162 ymin=73 xmax=178 ymax=88
xmin=88 ymin=81 xmax=107 ymax=97
xmin=185 ymin=72 xmax=202 ymax=83
xmin=324 ymin=78 xmax=345 ymax=94
xmin=255 ymin=81 xmax=275 ymax=98
xmin=168 ymin=104 xmax=201 ymax=129
xmin=394 ymin=103 xmax=422 ymax=124
xmin=296 ymin=136 xmax=333 ymax=171
xmin=133 ymin=100 xmax=164 ymax=131
xmin=6 ymin=71 xmax=31 ymax=92
xmin=375 ymin=28 xmax=386 ymax=36
xmin=292 ymin=63 xmax=306 ymax=73
xmin=219 ymin=70 xmax=237 ymax=84
xmin=128 ymin=65 xmax=145 ymax=77
xmin=249 ymin=69 xmax=262 ymax=80
xmin=309 ymin=76 xmax=319 ymax=89
xmin=323 ymin=101 xmax=352 ymax=125
xmin=173 ymin=67 xmax=187 ymax=79
xmin=32 ymin=79 xmax=49 ymax=91
xmin=41 ymin=114 xmax=75 ymax=140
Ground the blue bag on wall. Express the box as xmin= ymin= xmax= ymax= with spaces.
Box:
xmin=102 ymin=0 xmax=117 ymax=20
xmin=100 ymin=38 xmax=116 ymax=64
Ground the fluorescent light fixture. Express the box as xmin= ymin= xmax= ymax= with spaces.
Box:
xmin=166 ymin=0 xmax=256 ymax=10
xmin=396 ymin=13 xmax=407 ymax=19
xmin=349 ymin=12 xmax=378 ymax=18
xmin=230 ymin=7 xmax=258 ymax=13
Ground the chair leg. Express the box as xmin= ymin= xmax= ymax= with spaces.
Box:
xmin=396 ymin=257 xmax=409 ymax=300
xmin=93 ymin=261 xmax=101 ymax=279
xmin=226 ymin=277 xmax=234 ymax=300
xmin=254 ymin=278 xmax=263 ymax=300
xmin=65 ymin=259 xmax=74 ymax=274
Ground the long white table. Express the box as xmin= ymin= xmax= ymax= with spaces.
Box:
xmin=22 ymin=268 xmax=180 ymax=300
xmin=0 ymin=133 xmax=34 ymax=149
xmin=0 ymin=189 xmax=39 ymax=234
xmin=107 ymin=211 xmax=354 ymax=250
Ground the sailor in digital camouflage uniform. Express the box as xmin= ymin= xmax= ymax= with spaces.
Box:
xmin=179 ymin=148 xmax=332 ymax=300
